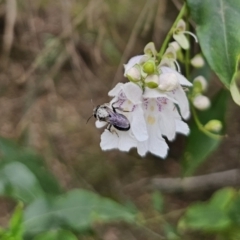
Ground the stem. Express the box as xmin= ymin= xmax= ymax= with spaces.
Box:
xmin=191 ymin=104 xmax=224 ymax=140
xmin=185 ymin=18 xmax=190 ymax=79
xmin=158 ymin=2 xmax=187 ymax=58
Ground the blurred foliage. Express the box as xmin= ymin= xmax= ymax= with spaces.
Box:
xmin=187 ymin=0 xmax=240 ymax=105
xmin=0 ymin=0 xmax=239 ymax=239
xmin=178 ymin=188 xmax=240 ymax=239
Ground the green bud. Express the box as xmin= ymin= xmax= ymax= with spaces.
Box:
xmin=193 ymin=81 xmax=203 ymax=94
xmin=193 ymin=76 xmax=208 ymax=93
xmin=145 ymin=74 xmax=159 ymax=89
xmin=143 ymin=60 xmax=156 ymax=74
xmin=204 ymin=120 xmax=223 ymax=133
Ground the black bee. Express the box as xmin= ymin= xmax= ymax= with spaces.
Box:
xmin=87 ymin=102 xmax=130 ymax=132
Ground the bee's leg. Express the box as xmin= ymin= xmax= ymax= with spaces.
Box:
xmin=107 ymin=124 xmax=112 ymax=131
xmin=114 ymin=107 xmax=131 ymax=113
xmin=107 ymin=124 xmax=119 ymax=137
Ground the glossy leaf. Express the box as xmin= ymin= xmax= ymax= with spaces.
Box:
xmin=187 ymin=0 xmax=240 ymax=89
xmin=182 ymin=90 xmax=229 ymax=175
xmin=230 ymin=56 xmax=240 ymax=105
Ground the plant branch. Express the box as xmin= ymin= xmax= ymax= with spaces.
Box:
xmin=125 ymin=169 xmax=240 ymax=193
xmin=158 ymin=2 xmax=187 ymax=58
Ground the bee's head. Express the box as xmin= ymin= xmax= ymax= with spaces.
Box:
xmin=93 ymin=105 xmax=100 ymax=118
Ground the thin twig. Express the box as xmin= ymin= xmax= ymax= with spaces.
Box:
xmin=111 ymin=1 xmax=150 ymax=87
xmin=2 ymin=0 xmax=17 ymax=64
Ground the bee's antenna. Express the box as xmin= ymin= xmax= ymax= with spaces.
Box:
xmin=86 ymin=114 xmax=94 ymax=124
xmin=90 ymin=99 xmax=95 ymax=107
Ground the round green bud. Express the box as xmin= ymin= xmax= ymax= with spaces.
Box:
xmin=145 ymin=74 xmax=159 ymax=89
xmin=143 ymin=60 xmax=156 ymax=74
xmin=204 ymin=120 xmax=223 ymax=133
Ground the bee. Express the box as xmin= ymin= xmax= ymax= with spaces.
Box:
xmin=87 ymin=102 xmax=130 ymax=132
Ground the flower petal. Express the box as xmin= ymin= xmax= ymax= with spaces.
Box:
xmin=95 ymin=120 xmax=107 ymax=128
xmin=168 ymin=86 xmax=190 ymax=119
xmin=100 ymin=129 xmax=137 ymax=152
xmin=137 ymin=141 xmax=148 ymax=157
xmin=175 ymin=119 xmax=190 ymax=135
xmin=124 ymin=55 xmax=144 ymax=76
xmin=118 ymin=131 xmax=137 ymax=151
xmin=160 ymin=66 xmax=192 ymax=87
xmin=143 ymin=88 xmax=177 ymax=103
xmin=159 ymin=106 xmax=176 ymax=141
xmin=100 ymin=129 xmax=118 ymax=150
xmin=108 ymin=83 xmax=124 ymax=97
xmin=122 ymin=82 xmax=142 ymax=104
xmin=131 ymin=106 xmax=148 ymax=141
xmin=173 ymin=33 xmax=189 ymax=50
xmin=148 ymin=130 xmax=169 ymax=158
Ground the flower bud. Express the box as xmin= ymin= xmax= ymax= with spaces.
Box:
xmin=204 ymin=120 xmax=223 ymax=133
xmin=169 ymin=41 xmax=181 ymax=52
xmin=158 ymin=73 xmax=179 ymax=91
xmin=144 ymin=42 xmax=157 ymax=56
xmin=158 ymin=58 xmax=175 ymax=70
xmin=125 ymin=65 xmax=141 ymax=82
xmin=193 ymin=76 xmax=208 ymax=93
xmin=145 ymin=74 xmax=159 ymax=89
xmin=163 ymin=46 xmax=177 ymax=60
xmin=191 ymin=54 xmax=205 ymax=68
xmin=193 ymin=95 xmax=211 ymax=110
xmin=143 ymin=60 xmax=156 ymax=74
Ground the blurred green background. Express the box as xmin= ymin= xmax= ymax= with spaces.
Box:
xmin=0 ymin=0 xmax=239 ymax=239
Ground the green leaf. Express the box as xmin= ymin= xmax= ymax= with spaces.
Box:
xmin=24 ymin=189 xmax=136 ymax=236
xmin=178 ymin=203 xmax=231 ymax=232
xmin=33 ymin=230 xmax=78 ymax=240
xmin=0 ymin=137 xmax=62 ymax=195
xmin=151 ymin=191 xmax=164 ymax=213
xmin=23 ymin=197 xmax=59 ymax=236
xmin=0 ymin=162 xmax=44 ymax=203
xmin=9 ymin=202 xmax=24 ymax=239
xmin=55 ymin=189 xmax=135 ymax=230
xmin=187 ymin=0 xmax=240 ymax=88
xmin=210 ymin=188 xmax=236 ymax=211
xmin=230 ymin=56 xmax=240 ymax=106
xmin=182 ymin=90 xmax=229 ymax=175
xmin=178 ymin=188 xmax=239 ymax=233
xmin=228 ymin=195 xmax=240 ymax=224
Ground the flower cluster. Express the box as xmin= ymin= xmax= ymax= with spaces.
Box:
xmin=95 ymin=20 xmax=197 ymax=158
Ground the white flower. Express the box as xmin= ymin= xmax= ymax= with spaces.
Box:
xmin=137 ymin=96 xmax=189 ymax=158
xmin=96 ymin=82 xmax=148 ymax=152
xmin=97 ymin=81 xmax=190 ymax=158
xmin=124 ymin=55 xmax=192 ymax=119
xmin=158 ymin=66 xmax=192 ymax=119
xmin=123 ymin=55 xmax=149 ymax=76
xmin=173 ymin=19 xmax=198 ymax=50
xmin=125 ymin=65 xmax=141 ymax=82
